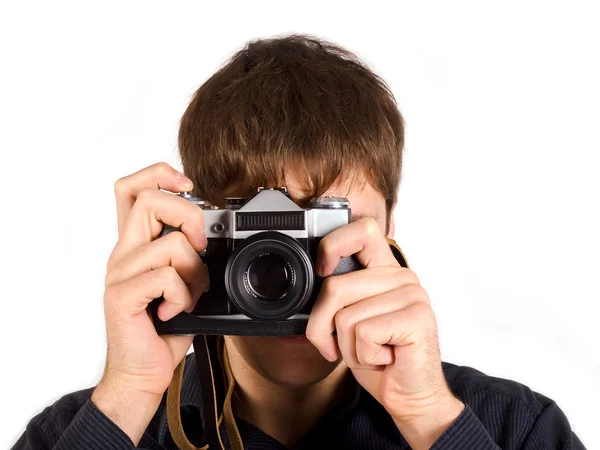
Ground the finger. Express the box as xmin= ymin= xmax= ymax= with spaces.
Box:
xmin=317 ymin=217 xmax=399 ymax=278
xmin=332 ymin=285 xmax=425 ymax=367
xmin=104 ymin=266 xmax=193 ymax=322
xmin=105 ymin=231 xmax=209 ymax=305
xmin=114 ymin=162 xmax=193 ymax=237
xmin=110 ymin=189 xmax=206 ymax=264
xmin=305 ymin=268 xmax=423 ymax=360
xmin=353 ymin=302 xmax=436 ymax=367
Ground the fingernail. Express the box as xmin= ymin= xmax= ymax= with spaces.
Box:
xmin=316 ymin=262 xmax=326 ymax=277
xmin=323 ymin=348 xmax=338 ymax=362
xmin=176 ymin=171 xmax=193 ymax=189
xmin=322 ymin=351 xmax=335 ymax=362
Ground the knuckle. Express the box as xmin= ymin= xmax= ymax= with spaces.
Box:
xmin=105 ymin=249 xmax=119 ymax=275
xmin=104 ymin=270 xmax=115 ymax=288
xmin=419 ymin=288 xmax=431 ymax=306
xmin=334 ymin=308 xmax=352 ymax=331
xmin=192 ymin=205 xmax=205 ymax=223
xmin=103 ymin=285 xmax=115 ymax=303
xmin=304 ymin=328 xmax=321 ymax=346
xmin=402 ymin=268 xmax=421 ymax=285
xmin=166 ymin=230 xmax=190 ymax=252
xmin=185 ymin=203 xmax=205 ymax=228
xmin=355 ymin=345 xmax=371 ymax=366
xmin=404 ymin=283 xmax=426 ymax=301
xmin=304 ymin=319 xmax=328 ymax=349
xmin=137 ymin=187 xmax=155 ymax=204
xmin=355 ymin=321 xmax=369 ymax=343
xmin=155 ymin=161 xmax=172 ymax=174
xmin=113 ymin=176 xmax=128 ymax=196
xmin=355 ymin=355 xmax=367 ymax=366
xmin=346 ymin=360 xmax=360 ymax=370
xmin=320 ymin=276 xmax=340 ymax=299
xmin=355 ymin=350 xmax=365 ymax=366
xmin=362 ymin=218 xmax=381 ymax=237
xmin=157 ymin=265 xmax=179 ymax=285
xmin=318 ymin=236 xmax=333 ymax=256
xmin=104 ymin=284 xmax=122 ymax=306
xmin=413 ymin=302 xmax=436 ymax=323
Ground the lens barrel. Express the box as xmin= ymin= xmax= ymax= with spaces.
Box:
xmin=225 ymin=232 xmax=314 ymax=320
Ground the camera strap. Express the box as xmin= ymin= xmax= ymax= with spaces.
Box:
xmin=167 ymin=335 xmax=243 ymax=450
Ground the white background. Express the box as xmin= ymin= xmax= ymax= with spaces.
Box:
xmin=1 ymin=1 xmax=598 ymax=448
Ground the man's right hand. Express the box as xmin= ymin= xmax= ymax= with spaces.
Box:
xmin=91 ymin=162 xmax=209 ymax=445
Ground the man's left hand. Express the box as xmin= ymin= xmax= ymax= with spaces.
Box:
xmin=306 ymin=218 xmax=465 ymax=449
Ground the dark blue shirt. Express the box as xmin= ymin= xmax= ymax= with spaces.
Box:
xmin=13 ymin=353 xmax=586 ymax=449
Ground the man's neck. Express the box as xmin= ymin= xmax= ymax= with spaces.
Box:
xmin=225 ymin=341 xmax=353 ymax=448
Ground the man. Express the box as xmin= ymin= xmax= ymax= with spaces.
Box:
xmin=14 ymin=35 xmax=585 ymax=449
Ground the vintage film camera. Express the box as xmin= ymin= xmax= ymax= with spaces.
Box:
xmin=149 ymin=187 xmax=407 ymax=336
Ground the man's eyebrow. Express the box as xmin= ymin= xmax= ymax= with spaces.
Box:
xmin=351 ymin=212 xmax=379 ymax=222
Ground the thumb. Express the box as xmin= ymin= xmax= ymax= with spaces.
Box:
xmin=164 ymin=335 xmax=194 ymax=369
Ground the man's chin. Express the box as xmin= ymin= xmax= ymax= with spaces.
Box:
xmin=260 ymin=350 xmax=343 ymax=389
xmin=226 ymin=335 xmax=343 ymax=389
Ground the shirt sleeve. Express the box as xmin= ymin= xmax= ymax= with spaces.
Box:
xmin=429 ymin=402 xmax=586 ymax=450
xmin=12 ymin=400 xmax=156 ymax=450
xmin=521 ymin=401 xmax=587 ymax=449
xmin=430 ymin=404 xmax=500 ymax=450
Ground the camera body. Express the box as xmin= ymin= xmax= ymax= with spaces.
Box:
xmin=150 ymin=187 xmax=406 ymax=336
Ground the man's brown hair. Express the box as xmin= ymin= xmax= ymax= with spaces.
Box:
xmin=178 ymin=34 xmax=404 ymax=233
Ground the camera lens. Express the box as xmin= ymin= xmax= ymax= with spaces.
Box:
xmin=247 ymin=253 xmax=292 ymax=300
xmin=225 ymin=231 xmax=314 ymax=321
